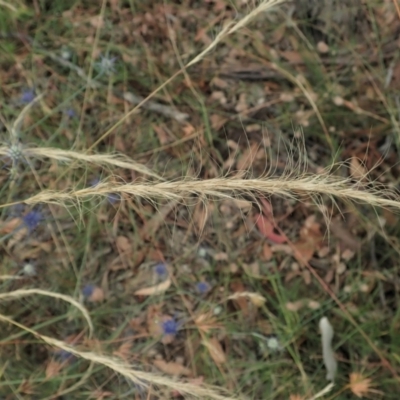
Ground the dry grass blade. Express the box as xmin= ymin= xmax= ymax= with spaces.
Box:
xmin=13 ymin=175 xmax=400 ymax=212
xmin=0 ymin=146 xmax=163 ymax=180
xmin=0 ymin=314 xmax=240 ymax=400
xmin=0 ymin=288 xmax=93 ymax=336
xmin=187 ymin=0 xmax=285 ymax=67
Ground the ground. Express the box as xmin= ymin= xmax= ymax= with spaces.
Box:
xmin=0 ymin=0 xmax=400 ymax=399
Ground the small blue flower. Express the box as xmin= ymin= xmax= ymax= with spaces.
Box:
xmin=196 ymin=281 xmax=210 ymax=294
xmin=154 ymin=263 xmax=168 ymax=276
xmin=88 ymin=179 xmax=120 ymax=204
xmin=107 ymin=193 xmax=120 ymax=204
xmin=22 ymin=210 xmax=43 ymax=232
xmin=161 ymin=319 xmax=178 ymax=336
xmin=20 ymin=88 xmax=35 ymax=104
xmin=89 ymin=177 xmax=101 ymax=187
xmin=65 ymin=108 xmax=76 ymax=118
xmin=56 ymin=349 xmax=76 ymax=363
xmin=82 ymin=284 xmax=95 ymax=298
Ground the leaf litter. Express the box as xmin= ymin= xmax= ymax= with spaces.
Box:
xmin=1 ymin=0 xmax=400 ymax=399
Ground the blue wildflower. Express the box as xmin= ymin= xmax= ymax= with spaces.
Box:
xmin=82 ymin=284 xmax=95 ymax=298
xmin=161 ymin=319 xmax=178 ymax=336
xmin=22 ymin=210 xmax=43 ymax=232
xmin=154 ymin=263 xmax=168 ymax=276
xmin=56 ymin=349 xmax=76 ymax=363
xmin=196 ymin=281 xmax=210 ymax=294
xmin=89 ymin=177 xmax=101 ymax=187
xmin=20 ymin=88 xmax=35 ymax=104
xmin=65 ymin=108 xmax=76 ymax=118
xmin=107 ymin=193 xmax=120 ymax=204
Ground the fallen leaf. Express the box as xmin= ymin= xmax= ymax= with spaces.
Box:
xmin=330 ymin=219 xmax=360 ymax=252
xmin=0 ymin=217 xmax=21 ymax=234
xmin=89 ymin=15 xmax=104 ymax=28
xmin=333 ymin=95 xmax=344 ymax=106
xmin=292 ymin=216 xmax=323 ymax=263
xmin=134 ymin=278 xmax=171 ymax=296
xmin=153 ymin=124 xmax=171 ymax=145
xmin=113 ymin=340 xmax=133 ymax=361
xmin=237 ymin=142 xmax=259 ymax=171
xmin=280 ymin=50 xmax=303 ymax=64
xmin=350 ymin=157 xmax=367 ymax=179
xmin=203 ymin=337 xmax=226 ymax=365
xmin=262 ymin=243 xmax=273 ymax=261
xmin=45 ymin=359 xmax=62 ymax=379
xmin=210 ymin=114 xmax=228 ymax=130
xmin=255 ymin=213 xmax=286 ymax=244
xmin=289 ymin=395 xmax=305 ymax=400
xmin=116 ymin=236 xmax=131 ymax=253
xmin=286 ymin=300 xmax=305 ymax=312
xmin=88 ymin=286 xmax=105 ymax=302
xmin=307 ymin=300 xmax=321 ymax=310
xmin=153 ymin=359 xmax=192 ymax=376
xmin=235 ymin=92 xmax=248 ymax=112
xmin=213 ymin=252 xmax=228 ymax=261
xmin=317 ymin=41 xmax=329 ymax=53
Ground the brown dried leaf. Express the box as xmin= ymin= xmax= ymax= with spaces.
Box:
xmin=45 ymin=359 xmax=62 ymax=379
xmin=153 ymin=125 xmax=171 ymax=145
xmin=113 ymin=341 xmax=133 ymax=361
xmin=286 ymin=300 xmax=305 ymax=312
xmin=210 ymin=114 xmax=228 ymax=130
xmin=89 ymin=15 xmax=104 ymax=28
xmin=88 ymin=287 xmax=105 ymax=302
xmin=330 ymin=219 xmax=360 ymax=252
xmin=280 ymin=50 xmax=303 ymax=64
xmin=203 ymin=337 xmax=226 ymax=365
xmin=153 ymin=359 xmax=192 ymax=376
xmin=116 ymin=236 xmax=131 ymax=253
xmin=134 ymin=278 xmax=171 ymax=296
xmin=235 ymin=93 xmax=248 ymax=113
xmin=237 ymin=142 xmax=259 ymax=171
xmin=262 ymin=243 xmax=273 ymax=261
xmin=317 ymin=41 xmax=329 ymax=53
xmin=350 ymin=157 xmax=367 ymax=179
xmin=0 ymin=217 xmax=21 ymax=234
xmin=289 ymin=395 xmax=305 ymax=400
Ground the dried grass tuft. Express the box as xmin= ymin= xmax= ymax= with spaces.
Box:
xmin=8 ymin=173 xmax=400 ymax=213
xmin=0 ymin=146 xmax=162 ymax=180
xmin=0 ymin=288 xmax=93 ymax=336
xmin=0 ymin=314 xmax=240 ymax=400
